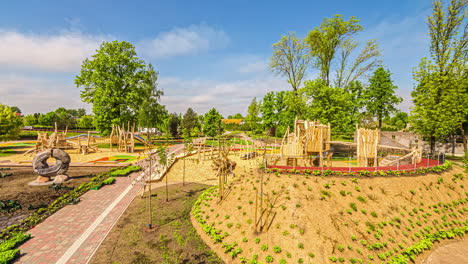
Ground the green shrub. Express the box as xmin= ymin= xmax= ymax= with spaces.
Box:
xmin=0 ymin=249 xmax=19 ymax=264
xmin=110 ymin=165 xmax=141 ymax=177
xmin=102 ymin=177 xmax=115 ymax=185
xmin=273 ymin=246 xmax=282 ymax=253
xmin=0 ymin=232 xmax=30 ymax=252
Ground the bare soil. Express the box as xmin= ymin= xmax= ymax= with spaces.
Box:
xmin=191 ymin=158 xmax=467 ymax=264
xmin=0 ymin=166 xmax=110 ymax=230
xmin=89 ymin=183 xmax=223 ymax=264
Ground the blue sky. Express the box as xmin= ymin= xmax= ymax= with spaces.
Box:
xmin=0 ymin=0 xmax=433 ymax=116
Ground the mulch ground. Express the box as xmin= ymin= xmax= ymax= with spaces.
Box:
xmin=89 ymin=182 xmax=223 ymax=264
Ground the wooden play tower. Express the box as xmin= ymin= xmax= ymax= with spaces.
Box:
xmin=280 ymin=118 xmax=331 ymax=167
xmin=356 ymin=127 xmax=380 ymax=167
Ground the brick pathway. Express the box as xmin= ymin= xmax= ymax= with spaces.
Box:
xmin=16 ymin=144 xmax=184 ymax=264
xmin=17 ymin=176 xmax=143 ymax=264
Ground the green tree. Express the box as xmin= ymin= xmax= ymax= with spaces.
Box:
xmin=269 ymin=32 xmax=310 ymax=91
xmin=37 ymin=112 xmax=56 ymax=127
xmin=345 ymin=80 xmax=367 ymax=128
xmin=54 ymin=107 xmax=77 ymax=129
xmin=301 ymin=79 xmax=354 ymax=132
xmin=9 ymin=106 xmax=21 ymax=115
xmin=0 ymin=104 xmax=23 ymax=141
xmin=365 ymin=67 xmax=402 ymax=129
xmin=167 ymin=113 xmax=181 ymax=138
xmin=203 ymin=108 xmax=224 ymax=137
xmin=181 ymin=108 xmax=200 ymax=137
xmin=246 ymin=97 xmax=262 ymax=134
xmin=410 ymin=0 xmax=468 ymax=153
xmin=261 ymin=91 xmax=295 ymax=137
xmin=77 ymin=115 xmax=95 ymax=129
xmin=305 ymin=14 xmax=381 ymax=88
xmin=23 ymin=114 xmax=39 ymax=126
xmin=384 ymin=111 xmax=409 ymax=131
xmin=75 ymin=40 xmax=156 ymax=135
xmin=227 ymin=113 xmax=243 ymax=119
xmin=137 ymin=64 xmax=166 ymax=138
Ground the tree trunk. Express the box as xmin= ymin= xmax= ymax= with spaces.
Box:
xmin=430 ymin=135 xmax=436 ymax=155
xmin=378 ymin=114 xmax=382 ymax=129
xmin=452 ymin=135 xmax=456 ymax=155
xmin=269 ymin=127 xmax=276 ymax=137
xmin=461 ymin=123 xmax=467 ymax=152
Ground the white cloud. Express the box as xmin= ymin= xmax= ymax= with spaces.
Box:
xmin=139 ymin=24 xmax=229 ymax=59
xmin=0 ymin=30 xmax=110 ymax=72
xmin=0 ymin=74 xmax=91 ymax=114
xmin=238 ymin=59 xmax=268 ymax=74
xmin=159 ymin=76 xmax=288 ymax=116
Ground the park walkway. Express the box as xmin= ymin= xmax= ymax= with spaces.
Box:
xmin=17 ymin=144 xmax=184 ymax=264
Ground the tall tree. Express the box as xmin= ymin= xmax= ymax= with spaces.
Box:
xmin=269 ymin=32 xmax=310 ymax=91
xmin=365 ymin=67 xmax=402 ymax=129
xmin=305 ymin=14 xmax=381 ymax=88
xmin=410 ymin=0 xmax=468 ymax=153
xmin=181 ymin=108 xmax=199 ymax=137
xmin=167 ymin=113 xmax=181 ymax=138
xmin=345 ymin=80 xmax=367 ymax=128
xmin=245 ymin=97 xmax=262 ymax=134
xmin=203 ymin=108 xmax=223 ymax=137
xmin=75 ymin=40 xmax=156 ymax=135
xmin=137 ymin=64 xmax=166 ymax=137
xmin=0 ymin=104 xmax=23 ymax=141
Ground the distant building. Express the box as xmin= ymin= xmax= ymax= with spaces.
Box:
xmin=221 ymin=119 xmax=244 ymax=125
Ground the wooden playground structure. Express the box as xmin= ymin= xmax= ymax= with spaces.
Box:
xmin=264 ymin=119 xmax=423 ymax=168
xmin=356 ymin=127 xmax=380 ymax=167
xmin=24 ymin=123 xmax=153 ymax=156
xmin=275 ymin=119 xmax=331 ymax=167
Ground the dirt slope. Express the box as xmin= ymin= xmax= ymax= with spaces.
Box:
xmin=192 ymin=164 xmax=467 ymax=263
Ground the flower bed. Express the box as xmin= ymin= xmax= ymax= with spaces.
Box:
xmin=266 ymin=160 xmax=452 ymax=177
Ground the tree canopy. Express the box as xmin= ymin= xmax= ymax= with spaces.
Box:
xmin=300 ymin=79 xmax=354 ymax=132
xmin=203 ymin=108 xmax=224 ymax=137
xmin=305 ymin=14 xmax=381 ymax=88
xmin=0 ymin=104 xmax=23 ymax=141
xmin=181 ymin=108 xmax=200 ymax=137
xmin=365 ymin=67 xmax=402 ymax=129
xmin=269 ymin=32 xmax=310 ymax=91
xmin=75 ymin=40 xmax=161 ymax=135
xmin=409 ymin=0 xmax=468 ymax=152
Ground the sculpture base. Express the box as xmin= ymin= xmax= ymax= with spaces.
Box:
xmin=28 ymin=175 xmax=71 ymax=186
xmin=53 ymin=174 xmax=69 ymax=183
